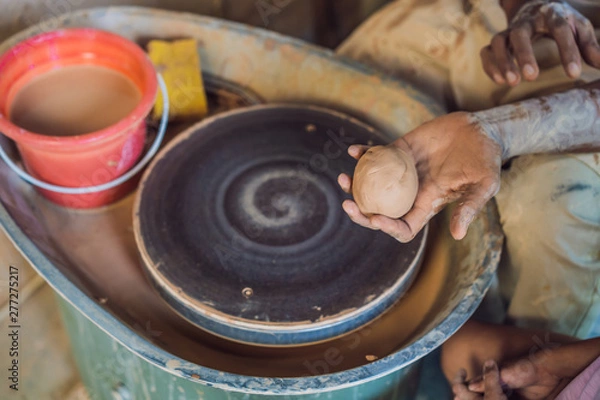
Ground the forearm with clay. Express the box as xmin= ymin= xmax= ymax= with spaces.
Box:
xmin=471 ymin=81 xmax=600 ymax=161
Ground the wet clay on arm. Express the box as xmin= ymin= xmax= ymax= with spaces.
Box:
xmin=471 ymin=79 xmax=600 ymax=161
xmin=352 ymin=145 xmax=419 ymax=219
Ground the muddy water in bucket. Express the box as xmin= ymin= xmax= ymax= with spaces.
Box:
xmin=0 ymin=28 xmax=158 ymax=209
xmin=10 ymin=65 xmax=142 ymax=137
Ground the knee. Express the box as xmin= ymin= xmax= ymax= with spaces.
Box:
xmin=495 ymin=155 xmax=600 ymax=337
xmin=496 ymin=155 xmax=600 ymax=250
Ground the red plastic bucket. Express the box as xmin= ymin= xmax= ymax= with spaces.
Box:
xmin=0 ymin=29 xmax=158 ymax=208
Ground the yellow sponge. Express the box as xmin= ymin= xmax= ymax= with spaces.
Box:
xmin=147 ymin=39 xmax=208 ymax=121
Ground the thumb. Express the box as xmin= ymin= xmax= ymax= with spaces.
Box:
xmin=451 ymin=179 xmax=500 ymax=240
xmin=347 ymin=145 xmax=371 ymax=160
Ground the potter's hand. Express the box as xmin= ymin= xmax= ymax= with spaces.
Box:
xmin=338 ymin=112 xmax=502 ymax=242
xmin=481 ymin=0 xmax=600 ymax=86
xmin=339 ymin=83 xmax=600 ymax=242
xmin=452 ymin=362 xmax=508 ymax=400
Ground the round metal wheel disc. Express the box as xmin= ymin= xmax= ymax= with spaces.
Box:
xmin=134 ymin=104 xmax=427 ymax=346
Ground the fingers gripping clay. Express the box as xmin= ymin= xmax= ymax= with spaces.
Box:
xmin=352 ymin=145 xmax=419 ymax=218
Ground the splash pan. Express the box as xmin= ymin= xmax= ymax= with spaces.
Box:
xmin=0 ymin=7 xmax=503 ymax=396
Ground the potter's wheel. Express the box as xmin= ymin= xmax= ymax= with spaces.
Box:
xmin=134 ymin=104 xmax=426 ymax=346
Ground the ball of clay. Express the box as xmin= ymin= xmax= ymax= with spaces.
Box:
xmin=352 ymin=145 xmax=418 ymax=218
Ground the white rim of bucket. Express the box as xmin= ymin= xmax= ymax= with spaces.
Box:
xmin=0 ymin=73 xmax=169 ymax=195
